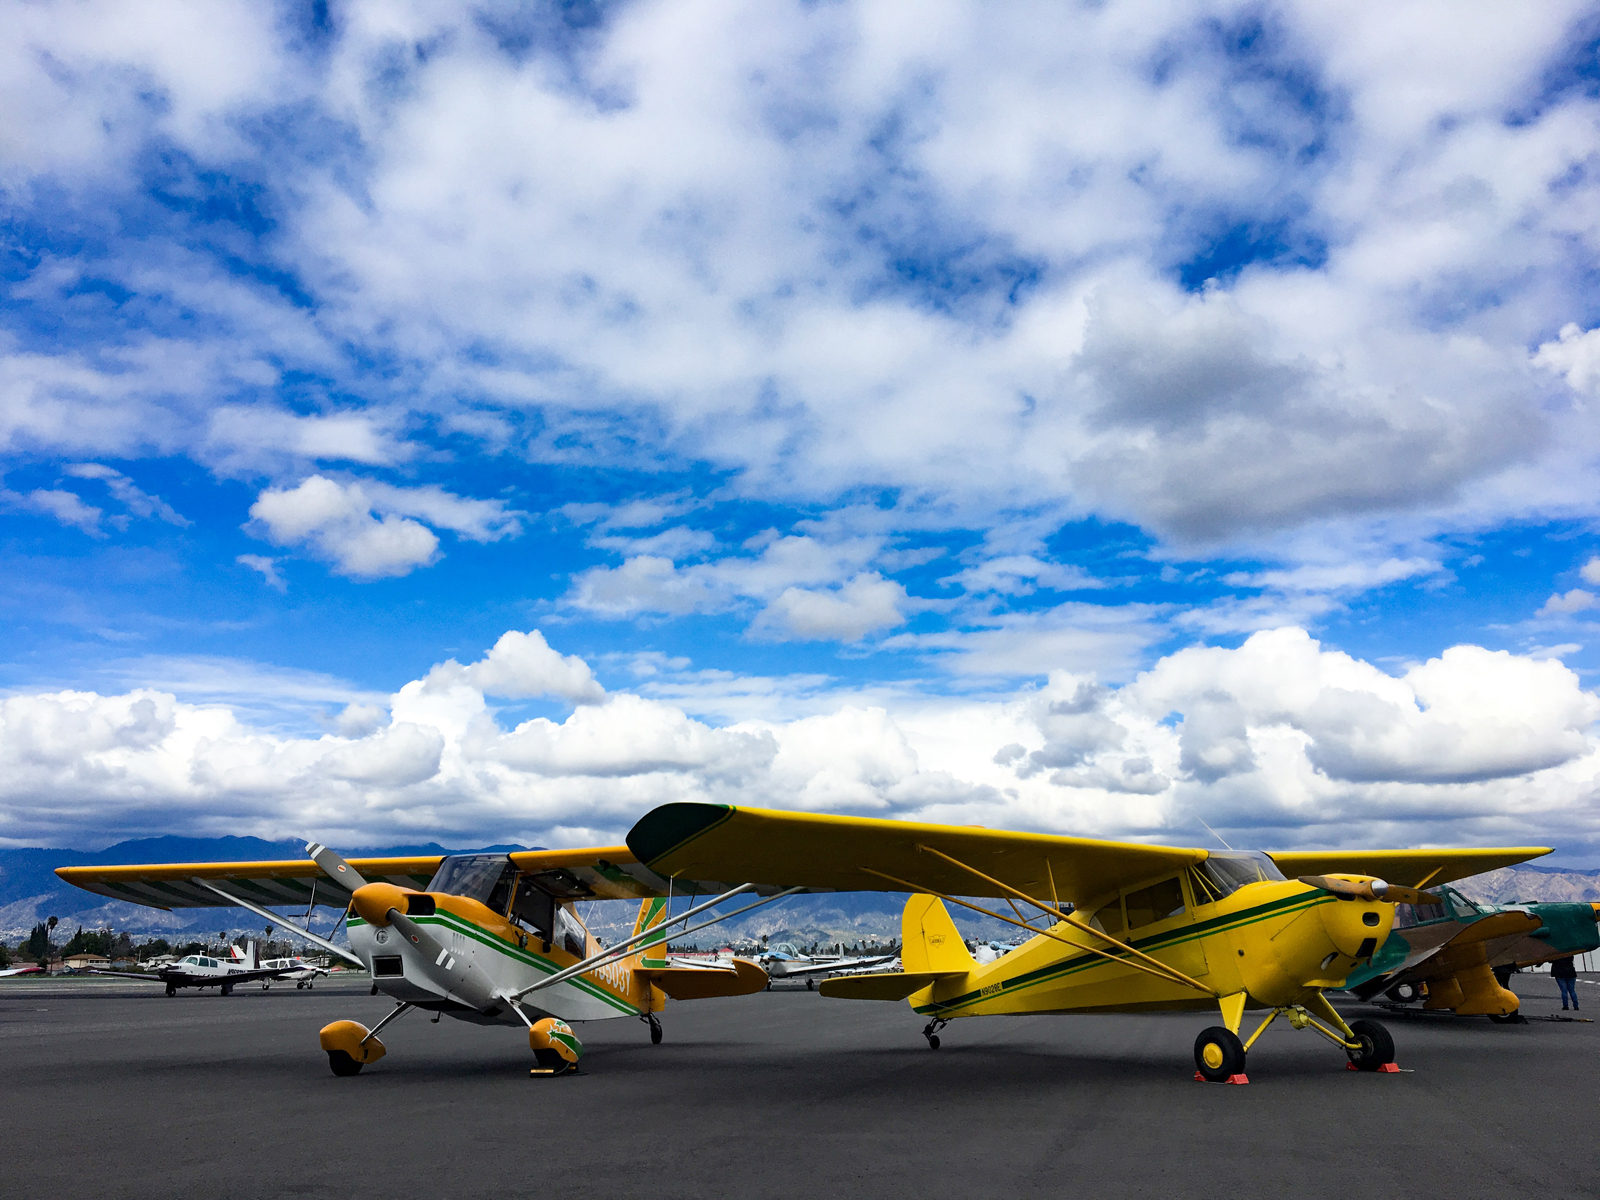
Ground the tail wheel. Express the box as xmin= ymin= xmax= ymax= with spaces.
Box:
xmin=327 ymin=1050 xmax=363 ymax=1077
xmin=1194 ymin=1026 xmax=1246 ymax=1082
xmin=1345 ymin=1018 xmax=1395 ymax=1071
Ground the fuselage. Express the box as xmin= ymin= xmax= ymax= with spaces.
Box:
xmin=348 ymin=889 xmax=656 ymax=1027
xmin=912 ymin=875 xmax=1392 ymax=1019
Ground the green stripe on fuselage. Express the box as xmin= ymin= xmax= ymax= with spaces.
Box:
xmin=914 ymin=890 xmax=1335 ymax=1016
xmin=350 ymin=912 xmax=642 ymax=1016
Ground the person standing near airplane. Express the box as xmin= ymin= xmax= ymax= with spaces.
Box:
xmin=1551 ymin=955 xmax=1579 ymax=1010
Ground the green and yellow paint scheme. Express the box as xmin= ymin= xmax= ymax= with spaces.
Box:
xmin=1337 ymin=884 xmax=1600 ymax=1018
xmin=627 ymin=802 xmax=1549 ymax=1082
xmin=57 ymin=843 xmax=770 ymax=1076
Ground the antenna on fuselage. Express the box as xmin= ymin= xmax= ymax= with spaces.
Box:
xmin=1196 ymin=817 xmax=1233 ymax=851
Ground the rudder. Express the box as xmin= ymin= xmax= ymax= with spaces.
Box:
xmin=632 ymin=897 xmax=670 ymax=968
xmin=900 ymin=894 xmax=976 ymax=975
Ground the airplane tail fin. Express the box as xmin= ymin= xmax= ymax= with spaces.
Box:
xmin=631 ymin=897 xmax=670 ymax=968
xmin=900 ymin=894 xmax=976 ymax=975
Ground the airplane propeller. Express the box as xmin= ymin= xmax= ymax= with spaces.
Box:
xmin=306 ymin=841 xmax=370 ymax=891
xmin=1298 ymin=875 xmax=1441 ymax=906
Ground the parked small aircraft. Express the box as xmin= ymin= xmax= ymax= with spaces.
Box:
xmin=625 ymin=803 xmax=1548 ymax=1082
xmin=758 ymin=942 xmax=897 ymax=989
xmin=58 ymin=842 xmax=779 ymax=1076
xmin=235 ymin=945 xmax=331 ymax=989
xmin=90 ymin=941 xmax=293 ymax=996
xmin=0 ymin=964 xmax=44 ymax=977
xmin=1334 ymin=885 xmax=1600 ymax=1020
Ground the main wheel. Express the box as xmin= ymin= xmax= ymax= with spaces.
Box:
xmin=1194 ymin=1026 xmax=1246 ymax=1082
xmin=327 ymin=1050 xmax=363 ymax=1077
xmin=650 ymin=1020 xmax=663 ymax=1045
xmin=926 ymin=1034 xmax=940 ymax=1050
xmin=1345 ymin=1018 xmax=1395 ymax=1070
xmin=165 ymin=983 xmax=176 ymax=997
xmin=221 ymin=983 xmax=233 ymax=996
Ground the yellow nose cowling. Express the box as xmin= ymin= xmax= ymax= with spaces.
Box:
xmin=350 ymin=882 xmax=414 ymax=927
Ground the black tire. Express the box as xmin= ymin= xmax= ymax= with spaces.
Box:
xmin=806 ymin=978 xmax=815 ymax=991
xmin=1194 ymin=1026 xmax=1246 ymax=1081
xmin=165 ymin=983 xmax=176 ymax=997
xmin=650 ymin=1022 xmax=663 ymax=1045
xmin=327 ymin=1050 xmax=363 ymax=1077
xmin=1384 ymin=982 xmax=1419 ymax=1004
xmin=927 ymin=1034 xmax=940 ymax=1050
xmin=221 ymin=983 xmax=233 ymax=997
xmin=1346 ymin=1018 xmax=1395 ymax=1070
xmin=1488 ymin=1012 xmax=1525 ymax=1024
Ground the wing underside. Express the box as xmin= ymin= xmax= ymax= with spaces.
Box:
xmin=627 ymin=803 xmax=1207 ymax=909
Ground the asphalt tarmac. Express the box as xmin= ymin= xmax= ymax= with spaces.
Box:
xmin=2 ymin=973 xmax=1595 ymax=1199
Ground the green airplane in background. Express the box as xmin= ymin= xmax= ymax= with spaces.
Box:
xmin=1340 ymin=886 xmax=1600 ymax=1021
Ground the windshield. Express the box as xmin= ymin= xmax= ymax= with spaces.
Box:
xmin=428 ymin=854 xmax=517 ymax=912
xmin=1193 ymin=851 xmax=1286 ymax=902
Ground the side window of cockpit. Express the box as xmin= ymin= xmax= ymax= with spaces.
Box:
xmin=1123 ymin=877 xmax=1185 ymax=929
xmin=556 ymin=905 xmax=587 ymax=959
xmin=511 ymin=879 xmax=555 ymax=942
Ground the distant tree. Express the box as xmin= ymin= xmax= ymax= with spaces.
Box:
xmin=178 ymin=941 xmax=207 ymax=957
xmin=138 ymin=938 xmax=172 ymax=961
xmin=26 ymin=922 xmax=49 ymax=959
xmin=0 ymin=941 xmax=10 ymax=968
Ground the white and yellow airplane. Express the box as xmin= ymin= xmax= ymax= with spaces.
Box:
xmin=58 ymin=841 xmax=783 ymax=1076
xmin=624 ymin=803 xmax=1549 ymax=1082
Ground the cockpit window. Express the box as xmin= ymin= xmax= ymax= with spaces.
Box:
xmin=428 ymin=854 xmax=517 ymax=913
xmin=1191 ymin=851 xmax=1286 ymax=903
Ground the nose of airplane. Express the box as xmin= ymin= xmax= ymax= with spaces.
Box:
xmin=350 ymin=882 xmax=412 ymax=927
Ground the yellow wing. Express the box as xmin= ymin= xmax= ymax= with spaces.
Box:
xmin=1267 ymin=848 xmax=1550 ymax=889
xmin=57 ymin=846 xmax=685 ymax=910
xmin=625 ymin=803 xmax=1206 ymax=909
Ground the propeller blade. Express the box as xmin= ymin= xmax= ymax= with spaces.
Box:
xmin=1299 ymin=875 xmax=1441 ymax=905
xmin=306 ymin=841 xmax=369 ymax=891
xmin=1298 ymin=874 xmax=1372 ymax=900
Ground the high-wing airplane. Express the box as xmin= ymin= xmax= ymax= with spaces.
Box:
xmin=58 ymin=842 xmax=779 ymax=1076
xmin=758 ymin=943 xmax=898 ymax=988
xmin=625 ymin=803 xmax=1548 ymax=1083
xmin=89 ymin=941 xmax=295 ymax=996
xmin=1330 ymin=885 xmax=1600 ymax=1020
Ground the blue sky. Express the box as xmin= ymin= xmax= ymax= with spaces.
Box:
xmin=5 ymin=0 xmax=1600 ymax=862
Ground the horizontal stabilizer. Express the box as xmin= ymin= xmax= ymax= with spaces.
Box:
xmin=639 ymin=957 xmax=767 ymax=1000
xmin=819 ymin=970 xmax=963 ymax=1001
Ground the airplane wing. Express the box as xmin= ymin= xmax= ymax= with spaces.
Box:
xmin=56 ymin=855 xmax=445 ymax=909
xmin=1353 ymin=910 xmax=1544 ymax=996
xmin=627 ymin=803 xmax=1207 ymax=909
xmin=772 ymin=953 xmax=898 ymax=978
xmin=55 ymin=846 xmax=697 ymax=910
xmin=1267 ymin=848 xmax=1550 ymax=889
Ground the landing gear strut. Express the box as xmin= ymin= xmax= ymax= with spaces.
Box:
xmin=922 ymin=1017 xmax=948 ymax=1049
xmin=644 ymin=1013 xmax=663 ymax=1045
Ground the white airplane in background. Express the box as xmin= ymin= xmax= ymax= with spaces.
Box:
xmin=245 ymin=950 xmax=331 ymax=989
xmin=93 ymin=941 xmax=294 ymax=996
xmin=757 ymin=942 xmax=898 ymax=989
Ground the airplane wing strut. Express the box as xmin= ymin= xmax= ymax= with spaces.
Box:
xmin=512 ymin=884 xmax=806 ymax=1000
xmin=192 ymin=878 xmax=363 ymax=967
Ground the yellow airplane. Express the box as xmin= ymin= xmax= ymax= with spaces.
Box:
xmin=625 ymin=803 xmax=1549 ymax=1082
xmin=57 ymin=841 xmax=786 ymax=1076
